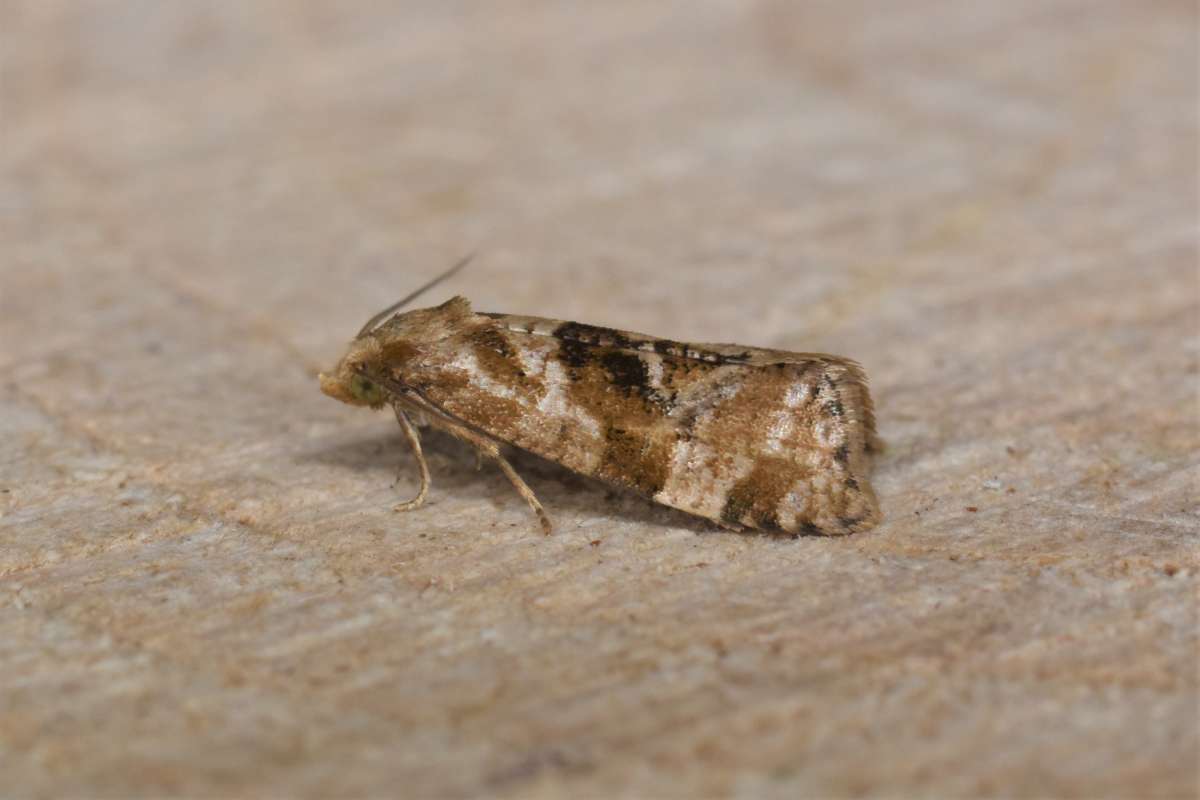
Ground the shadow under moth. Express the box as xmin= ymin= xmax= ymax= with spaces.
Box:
xmin=320 ymin=260 xmax=881 ymax=535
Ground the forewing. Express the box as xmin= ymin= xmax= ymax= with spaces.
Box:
xmin=423 ymin=313 xmax=879 ymax=533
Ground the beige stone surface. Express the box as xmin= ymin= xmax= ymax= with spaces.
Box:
xmin=2 ymin=2 xmax=1197 ymax=797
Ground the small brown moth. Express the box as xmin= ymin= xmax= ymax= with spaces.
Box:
xmin=320 ymin=260 xmax=881 ymax=535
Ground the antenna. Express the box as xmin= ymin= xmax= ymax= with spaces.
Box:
xmin=356 ymin=253 xmax=475 ymax=338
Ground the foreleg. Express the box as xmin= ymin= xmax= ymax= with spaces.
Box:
xmin=391 ymin=404 xmax=431 ymax=512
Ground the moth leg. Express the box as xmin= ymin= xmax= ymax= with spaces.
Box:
xmin=421 ymin=413 xmax=553 ymax=534
xmin=384 ymin=387 xmax=553 ymax=534
xmin=491 ymin=452 xmax=553 ymax=535
xmin=391 ymin=405 xmax=431 ymax=512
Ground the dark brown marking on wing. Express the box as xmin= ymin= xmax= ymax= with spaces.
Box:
xmin=822 ymin=372 xmax=845 ymax=418
xmin=719 ymin=457 xmax=801 ymax=530
xmin=600 ymin=425 xmax=670 ymax=496
xmin=720 ymin=489 xmax=754 ymax=527
xmin=797 ymin=521 xmax=822 ymax=536
xmin=551 ymin=322 xmax=601 ymax=375
xmin=471 ymin=325 xmax=516 ymax=359
xmin=600 ymin=350 xmax=651 ymax=398
xmin=599 ymin=350 xmax=675 ymax=412
xmin=546 ymin=322 xmax=677 ymax=411
xmin=824 ymin=395 xmax=844 ymax=419
xmin=546 ymin=321 xmax=752 ymax=367
xmin=553 ymin=321 xmax=637 ymax=351
xmin=467 ymin=325 xmax=531 ymax=386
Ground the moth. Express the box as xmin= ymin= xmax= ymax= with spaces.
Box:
xmin=320 ymin=259 xmax=881 ymax=535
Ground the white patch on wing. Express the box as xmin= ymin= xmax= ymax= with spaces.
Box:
xmin=764 ymin=411 xmax=794 ymax=453
xmin=453 ymin=351 xmax=517 ymax=400
xmin=658 ymin=438 xmax=716 ymax=511
xmin=784 ymin=380 xmax=812 ymax=408
xmin=517 ymin=342 xmax=549 ymax=377
xmin=781 ymin=480 xmax=812 ymax=521
xmin=537 ymin=359 xmax=601 ymax=437
xmin=813 ymin=418 xmax=842 ymax=448
xmin=645 ymin=356 xmax=664 ymax=390
xmin=658 ymin=438 xmax=756 ymax=520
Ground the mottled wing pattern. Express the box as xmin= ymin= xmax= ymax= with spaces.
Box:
xmin=409 ymin=310 xmax=879 ymax=534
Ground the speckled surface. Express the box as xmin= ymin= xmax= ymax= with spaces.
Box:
xmin=2 ymin=2 xmax=1197 ymax=797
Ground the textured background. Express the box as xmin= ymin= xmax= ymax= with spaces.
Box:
xmin=2 ymin=2 xmax=1197 ymax=797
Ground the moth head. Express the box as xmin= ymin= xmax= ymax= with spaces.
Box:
xmin=318 ymin=336 xmax=390 ymax=408
xmin=318 ymin=296 xmax=475 ymax=408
